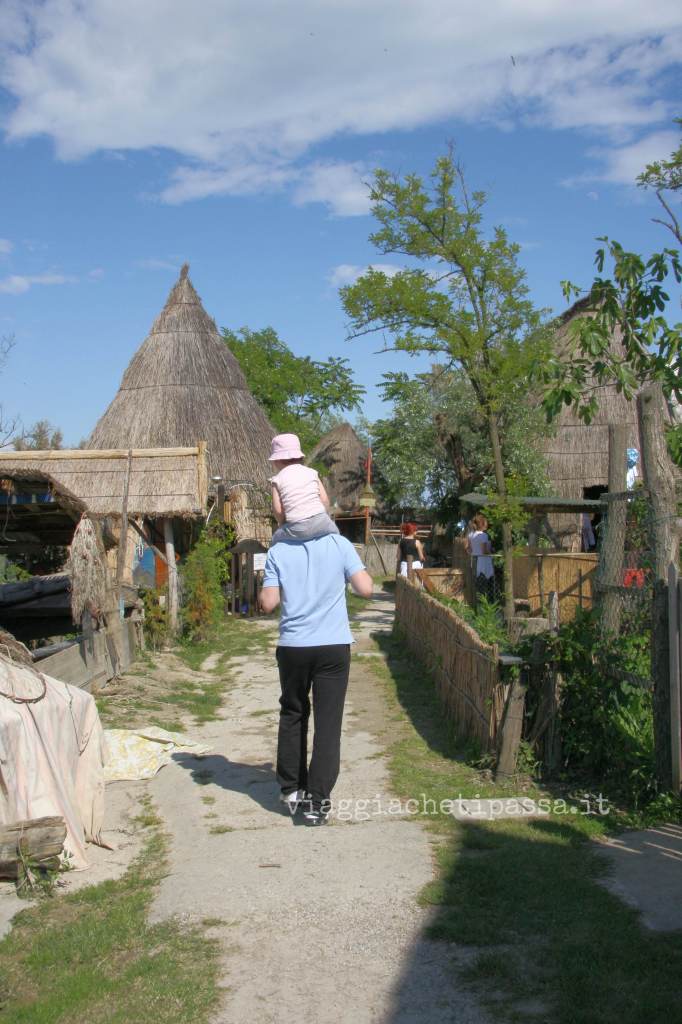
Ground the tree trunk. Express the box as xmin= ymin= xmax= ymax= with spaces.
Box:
xmin=637 ymin=383 xmax=680 ymax=790
xmin=488 ymin=413 xmax=515 ymax=622
xmin=600 ymin=425 xmax=628 ymax=633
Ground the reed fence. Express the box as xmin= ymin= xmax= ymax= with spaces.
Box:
xmin=395 ymin=576 xmax=507 ymax=752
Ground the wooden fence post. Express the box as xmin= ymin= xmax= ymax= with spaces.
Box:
xmin=638 ymin=383 xmax=679 ymax=789
xmin=600 ymin=425 xmax=628 ymax=634
xmin=163 ymin=518 xmax=179 ymax=635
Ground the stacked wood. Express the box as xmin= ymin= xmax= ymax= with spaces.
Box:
xmin=0 ymin=816 xmax=66 ymax=878
xmin=395 ymin=576 xmax=506 ymax=751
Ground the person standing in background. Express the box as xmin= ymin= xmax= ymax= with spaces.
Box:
xmin=466 ymin=513 xmax=495 ymax=601
xmin=396 ymin=522 xmax=426 ymax=577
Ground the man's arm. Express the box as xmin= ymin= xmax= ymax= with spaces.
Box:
xmin=349 ymin=569 xmax=373 ymax=598
xmin=259 ymin=586 xmax=280 ymax=613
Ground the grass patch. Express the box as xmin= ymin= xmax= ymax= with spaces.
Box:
xmin=0 ymin=799 xmax=222 ymax=1024
xmin=370 ymin=630 xmax=682 ymax=1024
xmin=208 ymin=825 xmax=234 ymax=835
xmin=176 ymin=615 xmax=273 ymax=673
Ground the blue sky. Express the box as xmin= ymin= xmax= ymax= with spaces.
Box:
xmin=0 ymin=1 xmax=680 ymax=445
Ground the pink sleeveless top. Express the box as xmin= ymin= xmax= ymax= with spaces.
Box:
xmin=271 ymin=464 xmax=325 ymax=522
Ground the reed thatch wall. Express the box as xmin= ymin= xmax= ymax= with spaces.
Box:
xmin=309 ymin=423 xmax=367 ymax=511
xmin=88 ymin=265 xmax=275 ymax=493
xmin=0 ymin=447 xmax=207 ymax=519
xmin=540 ymin=298 xmax=641 ymax=548
xmin=395 ymin=576 xmax=506 ymax=752
xmin=513 ymin=551 xmax=598 ymax=620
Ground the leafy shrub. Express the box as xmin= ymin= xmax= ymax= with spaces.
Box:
xmin=433 ymin=591 xmax=509 ymax=647
xmin=140 ymin=587 xmax=168 ymax=650
xmin=180 ymin=521 xmax=235 ymax=641
xmin=548 ymin=608 xmax=655 ymax=806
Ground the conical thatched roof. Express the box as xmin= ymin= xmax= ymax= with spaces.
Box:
xmin=308 ymin=423 xmax=368 ymax=511
xmin=88 ymin=265 xmax=275 ymax=495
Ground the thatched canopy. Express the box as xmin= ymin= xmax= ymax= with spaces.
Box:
xmin=0 ymin=468 xmax=86 ymax=548
xmin=308 ymin=423 xmax=368 ymax=511
xmin=540 ymin=298 xmax=641 ymax=499
xmin=0 ymin=447 xmax=207 ymax=519
xmin=88 ymin=265 xmax=275 ymax=496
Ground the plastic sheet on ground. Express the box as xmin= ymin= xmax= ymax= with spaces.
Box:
xmin=103 ymin=727 xmax=212 ymax=782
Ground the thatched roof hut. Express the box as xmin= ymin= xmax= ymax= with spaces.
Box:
xmin=539 ymin=298 xmax=641 ymax=549
xmin=0 ymin=468 xmax=86 ymax=548
xmin=0 ymin=447 xmax=207 ymax=519
xmin=87 ymin=265 xmax=275 ymax=496
xmin=308 ymin=423 xmax=368 ymax=511
xmin=540 ymin=299 xmax=640 ymax=499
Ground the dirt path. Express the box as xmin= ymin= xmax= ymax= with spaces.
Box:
xmin=145 ymin=592 xmax=489 ymax=1024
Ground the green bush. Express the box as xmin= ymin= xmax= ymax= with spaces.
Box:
xmin=180 ymin=522 xmax=235 ymax=641
xmin=548 ymin=608 xmax=655 ymax=806
xmin=140 ymin=587 xmax=168 ymax=650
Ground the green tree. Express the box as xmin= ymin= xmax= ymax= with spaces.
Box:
xmin=543 ymin=120 xmax=682 ymax=429
xmin=14 ymin=419 xmax=63 ymax=451
xmin=223 ymin=326 xmax=364 ymax=451
xmin=341 ymin=152 xmax=550 ymax=620
xmin=368 ymin=367 xmax=549 ymax=520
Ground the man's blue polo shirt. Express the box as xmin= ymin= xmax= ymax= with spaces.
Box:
xmin=262 ymin=534 xmax=364 ymax=647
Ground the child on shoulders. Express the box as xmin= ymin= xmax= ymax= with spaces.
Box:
xmin=269 ymin=433 xmax=339 ymax=545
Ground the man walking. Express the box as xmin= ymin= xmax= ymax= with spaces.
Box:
xmin=259 ymin=533 xmax=373 ymax=825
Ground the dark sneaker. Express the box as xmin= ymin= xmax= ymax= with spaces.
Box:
xmin=302 ymin=801 xmax=330 ymax=826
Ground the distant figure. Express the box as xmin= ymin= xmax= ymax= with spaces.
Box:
xmin=626 ymin=448 xmax=640 ymax=490
xmin=466 ymin=514 xmax=495 ymax=600
xmin=396 ymin=522 xmax=425 ymax=577
xmin=269 ymin=433 xmax=339 ymax=544
xmin=581 ymin=512 xmax=596 ymax=552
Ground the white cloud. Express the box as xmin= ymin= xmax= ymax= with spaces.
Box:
xmin=0 ymin=239 xmax=13 ymax=255
xmin=562 ymin=129 xmax=680 ymax=186
xmin=0 ymin=272 xmax=77 ymax=295
xmin=1 ymin=2 xmax=681 ymax=207
xmin=136 ymin=258 xmax=181 ymax=271
xmin=293 ymin=162 xmax=372 ymax=216
xmin=88 ymin=267 xmax=105 ymax=279
xmin=328 ymin=263 xmax=402 ymax=287
xmin=587 ymin=191 xmax=599 ymax=201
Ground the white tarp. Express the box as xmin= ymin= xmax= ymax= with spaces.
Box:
xmin=104 ymin=727 xmax=211 ymax=781
xmin=0 ymin=656 xmax=107 ymax=871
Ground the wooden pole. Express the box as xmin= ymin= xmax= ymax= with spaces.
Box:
xmin=638 ymin=383 xmax=679 ymax=790
xmin=217 ymin=483 xmax=226 ymax=522
xmin=163 ymin=518 xmax=179 ymax=635
xmin=600 ymin=425 xmax=628 ymax=633
xmin=115 ymin=448 xmax=133 ymax=586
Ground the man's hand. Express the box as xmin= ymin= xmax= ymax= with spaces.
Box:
xmin=349 ymin=569 xmax=373 ymax=598
xmin=259 ymin=586 xmax=280 ymax=613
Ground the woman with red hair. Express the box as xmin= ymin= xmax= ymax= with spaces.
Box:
xmin=396 ymin=522 xmax=425 ymax=577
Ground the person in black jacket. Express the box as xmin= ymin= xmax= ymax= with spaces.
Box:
xmin=396 ymin=522 xmax=426 ymax=577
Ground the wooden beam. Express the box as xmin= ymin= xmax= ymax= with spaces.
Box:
xmin=163 ymin=518 xmax=179 ymax=634
xmin=0 ymin=447 xmax=201 ymax=463
xmin=0 ymin=816 xmax=66 ymax=879
xmin=197 ymin=440 xmax=209 ymax=508
xmin=115 ymin=449 xmax=133 ymax=585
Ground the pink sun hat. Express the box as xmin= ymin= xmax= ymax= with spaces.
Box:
xmin=268 ymin=433 xmax=305 ymax=461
